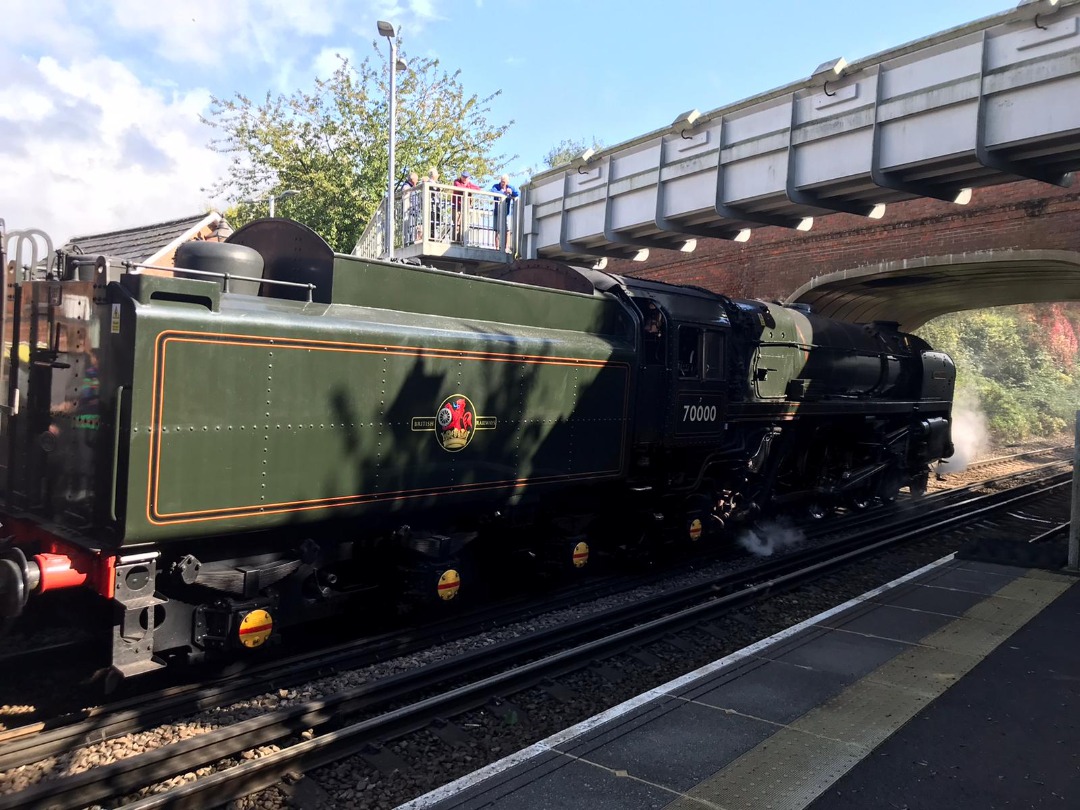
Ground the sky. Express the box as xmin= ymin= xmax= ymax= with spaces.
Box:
xmin=2 ymin=0 xmax=1013 ymax=244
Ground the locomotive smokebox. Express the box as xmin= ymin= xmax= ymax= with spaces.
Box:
xmin=175 ymin=241 xmax=264 ymax=295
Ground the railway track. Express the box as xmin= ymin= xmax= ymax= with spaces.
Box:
xmin=1 ymin=459 xmax=1071 ymax=810
xmin=0 ymin=451 xmax=1068 ymax=767
xmin=1 ymin=443 xmax=1064 ymax=719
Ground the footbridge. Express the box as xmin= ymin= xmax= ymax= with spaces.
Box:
xmin=521 ymin=0 xmax=1080 ymax=264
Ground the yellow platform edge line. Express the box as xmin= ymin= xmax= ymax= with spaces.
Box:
xmin=665 ymin=571 xmax=1074 ymax=810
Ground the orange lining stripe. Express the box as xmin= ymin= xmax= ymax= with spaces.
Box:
xmin=150 ymin=471 xmax=621 ymax=522
xmin=156 ymin=329 xmax=619 ymax=365
xmin=174 ymin=339 xmax=604 ymax=368
xmin=145 ymin=331 xmax=618 ymax=521
xmin=147 ymin=330 xmax=630 ymax=525
xmin=239 ymin=623 xmax=273 ymax=635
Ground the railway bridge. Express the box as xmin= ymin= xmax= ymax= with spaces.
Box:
xmin=516 ymin=0 xmax=1080 ymax=324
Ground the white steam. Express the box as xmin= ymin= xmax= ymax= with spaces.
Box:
xmin=737 ymin=519 xmax=806 ymax=557
xmin=937 ymin=395 xmax=990 ymax=474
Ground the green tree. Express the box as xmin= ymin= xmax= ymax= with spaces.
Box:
xmin=918 ymin=304 xmax=1080 ymax=443
xmin=539 ymin=137 xmax=605 ymax=172
xmin=203 ymin=44 xmax=514 ymax=253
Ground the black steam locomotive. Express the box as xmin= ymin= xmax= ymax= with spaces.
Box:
xmin=0 ymin=220 xmax=954 ymax=677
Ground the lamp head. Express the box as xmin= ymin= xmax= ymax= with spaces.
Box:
xmin=953 ymin=188 xmax=973 ymax=206
xmin=571 ymin=148 xmax=596 ymax=173
xmin=672 ymin=109 xmax=701 ymax=130
xmin=377 ymin=20 xmax=396 ymax=38
xmin=812 ymin=57 xmax=849 ymax=83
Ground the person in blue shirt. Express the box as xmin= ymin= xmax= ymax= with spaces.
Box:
xmin=490 ymin=174 xmax=519 ymax=252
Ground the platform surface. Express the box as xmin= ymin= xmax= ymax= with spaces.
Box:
xmin=400 ymin=555 xmax=1078 ymax=810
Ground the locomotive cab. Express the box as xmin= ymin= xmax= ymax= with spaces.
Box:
xmin=620 ymin=284 xmax=732 ymax=450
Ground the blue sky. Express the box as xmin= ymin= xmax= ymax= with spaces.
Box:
xmin=3 ymin=0 xmax=1011 ymax=242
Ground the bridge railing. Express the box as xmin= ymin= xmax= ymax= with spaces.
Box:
xmin=354 ymin=182 xmax=514 ymax=262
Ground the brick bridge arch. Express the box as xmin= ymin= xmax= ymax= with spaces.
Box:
xmin=617 ymin=180 xmax=1080 ymax=324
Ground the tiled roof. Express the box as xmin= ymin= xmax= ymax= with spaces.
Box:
xmin=63 ymin=213 xmax=215 ymax=263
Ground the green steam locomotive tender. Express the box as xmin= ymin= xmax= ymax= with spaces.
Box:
xmin=0 ymin=220 xmax=954 ymax=678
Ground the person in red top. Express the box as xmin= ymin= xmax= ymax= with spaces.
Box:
xmin=451 ymin=170 xmax=480 ymax=244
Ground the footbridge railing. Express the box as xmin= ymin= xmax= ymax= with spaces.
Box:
xmin=354 ymin=183 xmax=515 ymax=266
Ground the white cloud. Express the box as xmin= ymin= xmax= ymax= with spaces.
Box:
xmin=408 ymin=0 xmax=441 ymax=20
xmin=5 ymin=0 xmax=84 ymax=51
xmin=103 ymin=0 xmax=351 ymax=68
xmin=312 ymin=47 xmax=358 ymax=80
xmin=0 ymin=52 xmax=226 ymax=242
xmin=0 ymin=0 xmax=451 ymax=243
xmin=100 ymin=0 xmax=443 ymax=69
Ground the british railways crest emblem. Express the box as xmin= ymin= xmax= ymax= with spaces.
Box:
xmin=436 ymin=395 xmax=475 ymax=451
xmin=411 ymin=393 xmax=497 ymax=452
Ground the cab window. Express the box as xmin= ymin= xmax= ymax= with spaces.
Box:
xmin=679 ymin=327 xmax=724 ymax=380
xmin=678 ymin=327 xmax=700 ymax=378
xmin=639 ymin=300 xmax=666 ymax=365
xmin=704 ymin=331 xmax=724 ymax=380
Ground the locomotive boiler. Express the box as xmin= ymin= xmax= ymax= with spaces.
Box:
xmin=0 ymin=220 xmax=954 ymax=678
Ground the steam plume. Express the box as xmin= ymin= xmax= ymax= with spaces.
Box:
xmin=737 ymin=519 xmax=805 ymax=557
xmin=937 ymin=393 xmax=989 ymax=474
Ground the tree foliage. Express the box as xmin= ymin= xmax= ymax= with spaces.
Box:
xmin=917 ymin=304 xmax=1080 ymax=443
xmin=541 ymin=137 xmax=605 ymax=171
xmin=203 ymin=44 xmax=513 ymax=252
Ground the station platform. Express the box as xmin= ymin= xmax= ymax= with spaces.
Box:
xmin=399 ymin=554 xmax=1079 ymax=810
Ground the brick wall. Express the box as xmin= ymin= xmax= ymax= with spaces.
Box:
xmin=612 ymin=180 xmax=1080 ymax=301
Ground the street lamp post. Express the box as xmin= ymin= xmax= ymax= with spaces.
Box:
xmin=242 ymin=189 xmax=300 ymax=218
xmin=269 ymin=189 xmax=299 ymax=217
xmin=378 ymin=20 xmax=400 ymax=260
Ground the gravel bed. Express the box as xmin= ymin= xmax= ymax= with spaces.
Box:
xmin=926 ymin=441 xmax=1073 ymax=493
